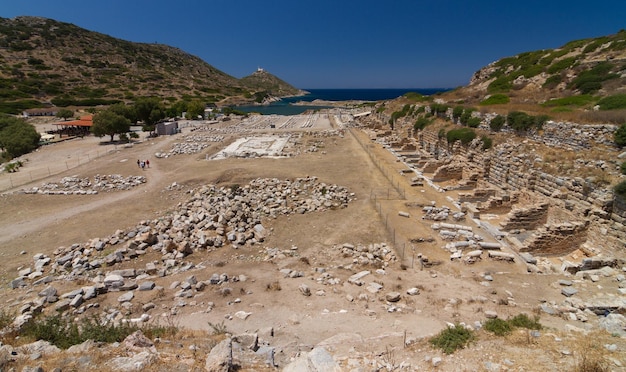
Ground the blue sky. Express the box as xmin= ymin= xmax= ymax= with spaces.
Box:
xmin=2 ymin=0 xmax=625 ymax=89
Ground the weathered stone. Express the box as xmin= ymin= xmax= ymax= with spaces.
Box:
xmin=385 ymin=292 xmax=401 ymax=302
xmin=205 ymin=338 xmax=233 ymax=372
xmin=138 ymin=281 xmax=155 ymax=291
xmin=118 ymin=291 xmax=134 ymax=303
xmin=561 ymin=287 xmax=578 ymax=297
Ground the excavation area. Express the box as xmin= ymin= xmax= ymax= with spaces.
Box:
xmin=0 ymin=111 xmax=624 ymax=371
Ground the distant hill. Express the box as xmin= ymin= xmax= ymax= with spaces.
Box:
xmin=0 ymin=16 xmax=301 ymax=113
xmin=447 ymin=30 xmax=626 ymax=107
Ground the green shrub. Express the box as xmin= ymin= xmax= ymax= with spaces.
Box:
xmin=459 ymin=109 xmax=475 ymax=126
xmin=547 ymin=56 xmax=577 ymax=74
xmin=615 ymin=123 xmax=626 ymax=147
xmin=542 ymin=74 xmax=563 ymax=89
xmin=615 ymin=180 xmax=626 ymax=199
xmin=484 ymin=318 xmax=512 ymax=336
xmin=507 ymin=111 xmax=548 ymax=132
xmin=597 ymin=94 xmax=626 ymax=110
xmin=429 ymin=324 xmax=474 ymax=354
xmin=569 ymin=62 xmax=619 ymax=94
xmin=480 ymin=94 xmax=510 ymax=105
xmin=467 ymin=117 xmax=481 ymax=128
xmin=430 ymin=103 xmax=449 ymax=118
xmin=542 ymin=95 xmax=595 ymax=107
xmin=446 ymin=127 xmax=476 ymax=145
xmin=452 ymin=106 xmax=464 ymax=121
xmin=19 ymin=314 xmax=174 ymax=350
xmin=403 ymin=92 xmax=430 ymax=102
xmin=20 ymin=315 xmax=140 ymax=349
xmin=621 ymin=162 xmax=626 ymax=175
xmin=438 ymin=128 xmax=446 ymax=139
xmin=489 ymin=115 xmax=506 ymax=132
xmin=481 ymin=135 xmax=493 ymax=150
xmin=488 ymin=76 xmax=512 ymax=93
xmin=413 ymin=117 xmax=432 ymax=131
xmin=508 ymin=313 xmax=542 ymax=330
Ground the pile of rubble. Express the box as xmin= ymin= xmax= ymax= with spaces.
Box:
xmin=19 ymin=175 xmax=147 ymax=195
xmin=335 ymin=242 xmax=397 ymax=267
xmin=12 ymin=176 xmax=354 ymax=285
xmin=155 ymin=134 xmax=225 ymax=157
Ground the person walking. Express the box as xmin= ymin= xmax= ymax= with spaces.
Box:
xmin=146 ymin=159 xmax=150 ymax=168
xmin=137 ymin=159 xmax=140 ymax=168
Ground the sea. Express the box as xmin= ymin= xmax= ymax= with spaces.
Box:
xmin=234 ymin=88 xmax=450 ymax=115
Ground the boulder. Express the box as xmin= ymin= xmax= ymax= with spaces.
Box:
xmin=205 ymin=338 xmax=233 ymax=372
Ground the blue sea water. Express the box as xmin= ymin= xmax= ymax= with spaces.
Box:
xmin=234 ymin=88 xmax=450 ymax=115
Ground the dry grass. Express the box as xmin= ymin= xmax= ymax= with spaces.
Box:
xmin=265 ymin=281 xmax=282 ymax=291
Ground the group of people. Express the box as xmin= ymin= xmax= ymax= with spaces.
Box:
xmin=137 ymin=159 xmax=150 ymax=170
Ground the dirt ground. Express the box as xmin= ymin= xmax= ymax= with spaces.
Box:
xmin=0 ymin=115 xmax=624 ymax=371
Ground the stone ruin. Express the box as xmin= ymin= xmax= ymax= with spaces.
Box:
xmin=355 ymin=110 xmax=626 ymax=260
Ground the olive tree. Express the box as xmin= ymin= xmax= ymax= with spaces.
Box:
xmin=91 ymin=110 xmax=131 ymax=142
xmin=0 ymin=116 xmax=40 ymax=159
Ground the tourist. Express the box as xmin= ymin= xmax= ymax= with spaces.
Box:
xmin=146 ymin=159 xmax=150 ymax=168
xmin=137 ymin=159 xmax=140 ymax=168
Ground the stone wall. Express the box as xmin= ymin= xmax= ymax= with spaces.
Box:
xmin=416 ymin=127 xmax=625 ymax=250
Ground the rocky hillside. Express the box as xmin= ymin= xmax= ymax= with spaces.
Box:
xmin=0 ymin=16 xmax=301 ymax=113
xmin=449 ymin=30 xmax=626 ymax=107
xmin=240 ymin=68 xmax=305 ymax=100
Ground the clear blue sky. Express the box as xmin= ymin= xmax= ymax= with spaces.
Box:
xmin=2 ymin=0 xmax=625 ymax=89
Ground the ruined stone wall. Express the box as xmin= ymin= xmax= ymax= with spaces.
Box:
xmin=417 ymin=127 xmax=626 ymax=247
xmin=532 ymin=122 xmax=618 ymax=150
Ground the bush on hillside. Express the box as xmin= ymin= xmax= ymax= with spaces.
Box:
xmin=542 ymin=95 xmax=595 ymax=108
xmin=569 ymin=61 xmax=619 ymax=94
xmin=620 ymin=162 xmax=626 ymax=175
xmin=467 ymin=117 xmax=481 ymax=128
xmin=481 ymin=135 xmax=493 ymax=150
xmin=488 ymin=76 xmax=512 ymax=93
xmin=615 ymin=123 xmax=626 ymax=147
xmin=459 ymin=109 xmax=475 ymax=126
xmin=507 ymin=112 xmax=549 ymax=132
xmin=542 ymin=74 xmax=563 ymax=89
xmin=597 ymin=94 xmax=626 ymax=110
xmin=452 ymin=106 xmax=464 ymax=121
xmin=614 ymin=180 xmax=626 ymax=201
xmin=489 ymin=115 xmax=506 ymax=132
xmin=446 ymin=127 xmax=476 ymax=145
xmin=430 ymin=103 xmax=449 ymax=118
xmin=413 ymin=117 xmax=433 ymax=131
xmin=429 ymin=324 xmax=474 ymax=354
xmin=480 ymin=94 xmax=510 ymax=105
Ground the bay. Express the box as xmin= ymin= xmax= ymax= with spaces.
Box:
xmin=234 ymin=88 xmax=450 ymax=115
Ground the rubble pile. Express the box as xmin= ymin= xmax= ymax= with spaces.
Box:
xmin=20 ymin=174 xmax=147 ymax=195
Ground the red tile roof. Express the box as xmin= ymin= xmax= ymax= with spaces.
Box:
xmin=54 ymin=115 xmax=93 ymax=127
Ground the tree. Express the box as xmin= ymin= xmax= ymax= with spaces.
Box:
xmin=134 ymin=97 xmax=165 ymax=131
xmin=108 ymin=103 xmax=137 ymax=123
xmin=0 ymin=116 xmax=40 ymax=159
xmin=185 ymin=100 xmax=205 ymax=120
xmin=91 ymin=110 xmax=131 ymax=142
xmin=55 ymin=108 xmax=74 ymax=121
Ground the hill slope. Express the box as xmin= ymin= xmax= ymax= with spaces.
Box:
xmin=449 ymin=30 xmax=626 ymax=107
xmin=0 ymin=16 xmax=301 ymax=113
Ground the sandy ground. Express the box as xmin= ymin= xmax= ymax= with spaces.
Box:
xmin=0 ymin=114 xmax=624 ymax=371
